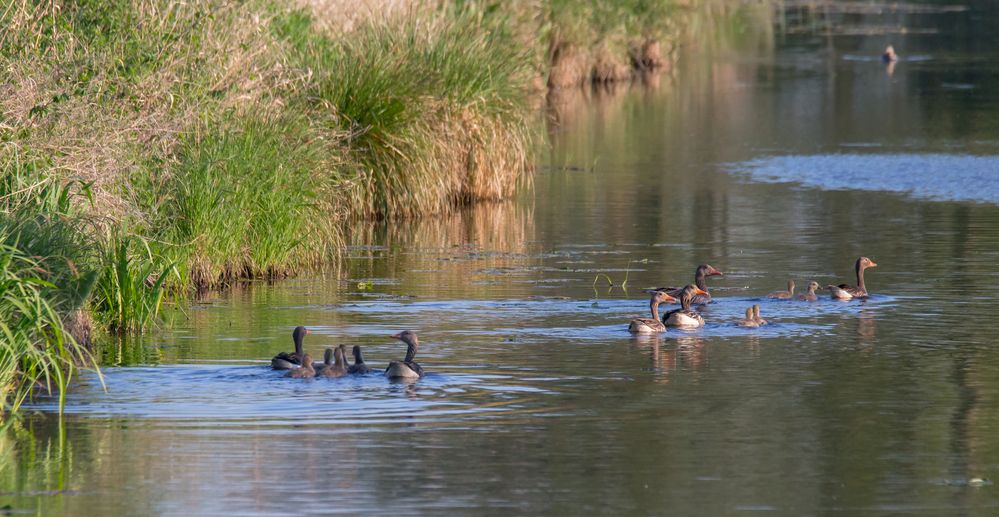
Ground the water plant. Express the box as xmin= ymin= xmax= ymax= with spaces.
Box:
xmin=91 ymin=233 xmax=176 ymax=334
xmin=0 ymin=242 xmax=98 ymax=416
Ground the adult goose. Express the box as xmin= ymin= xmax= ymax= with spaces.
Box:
xmin=385 ymin=331 xmax=425 ymax=380
xmin=629 ymin=290 xmax=678 ymax=334
xmin=656 ymin=264 xmax=723 ymax=305
xmin=882 ymin=45 xmax=898 ymax=63
xmin=271 ymin=326 xmax=310 ymax=370
xmin=832 ymin=257 xmax=877 ymax=300
xmin=663 ymin=285 xmax=709 ymax=328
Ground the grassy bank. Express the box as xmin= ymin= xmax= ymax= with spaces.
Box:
xmin=0 ymin=0 xmax=734 ymax=414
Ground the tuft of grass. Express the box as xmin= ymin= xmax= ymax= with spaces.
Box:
xmin=91 ymin=233 xmax=176 ymax=334
xmin=278 ymin=9 xmax=534 ymax=218
xmin=135 ymin=115 xmax=340 ymax=289
xmin=0 ymin=242 xmax=100 ymax=417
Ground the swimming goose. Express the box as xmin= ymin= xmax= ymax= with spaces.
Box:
xmin=834 ymin=256 xmax=877 ymax=299
xmin=656 ymin=264 xmax=723 ymax=305
xmin=287 ymin=353 xmax=316 ymax=379
xmin=272 ymin=326 xmax=309 ymax=370
xmin=882 ymin=45 xmax=898 ymax=63
xmin=347 ymin=345 xmax=372 ymax=374
xmin=827 ymin=284 xmax=854 ymax=301
xmin=385 ymin=331 xmax=425 ymax=380
xmin=767 ymin=279 xmax=795 ymax=299
xmin=663 ymin=285 xmax=710 ymax=328
xmin=629 ymin=290 xmax=678 ymax=333
xmin=796 ymin=281 xmax=820 ymax=301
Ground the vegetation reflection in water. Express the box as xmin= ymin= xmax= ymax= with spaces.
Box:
xmin=7 ymin=1 xmax=999 ymax=515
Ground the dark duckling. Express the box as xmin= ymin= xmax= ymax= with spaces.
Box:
xmin=347 ymin=345 xmax=372 ymax=374
xmin=385 ymin=330 xmax=424 ymax=380
xmin=272 ymin=326 xmax=309 ymax=370
xmin=287 ymin=353 xmax=316 ymax=379
xmin=319 ymin=347 xmax=347 ymax=378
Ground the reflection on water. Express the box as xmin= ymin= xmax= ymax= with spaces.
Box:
xmin=6 ymin=2 xmax=999 ymax=515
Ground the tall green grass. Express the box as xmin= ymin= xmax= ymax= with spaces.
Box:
xmin=0 ymin=242 xmax=98 ymax=416
xmin=546 ymin=0 xmax=682 ymax=43
xmin=276 ymin=9 xmax=533 ymax=218
xmin=92 ymin=234 xmax=176 ymax=334
xmin=134 ymin=115 xmax=339 ymax=289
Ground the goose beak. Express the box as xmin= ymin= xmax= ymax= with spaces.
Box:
xmin=665 ymin=294 xmax=678 ymax=304
xmin=694 ymin=287 xmax=709 ymax=296
xmin=869 ymin=260 xmax=878 ymax=267
xmin=707 ymin=266 xmax=723 ymax=276
xmin=305 ymin=329 xmax=312 ymax=335
xmin=390 ymin=333 xmax=403 ymax=340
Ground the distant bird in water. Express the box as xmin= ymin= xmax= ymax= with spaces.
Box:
xmin=385 ymin=331 xmax=425 ymax=380
xmin=767 ymin=279 xmax=795 ymax=299
xmin=348 ymin=345 xmax=372 ymax=374
xmin=882 ymin=45 xmax=898 ymax=63
xmin=272 ymin=326 xmax=309 ymax=370
xmin=287 ymin=353 xmax=316 ymax=379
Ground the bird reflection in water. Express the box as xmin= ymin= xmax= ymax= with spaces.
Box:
xmin=857 ymin=307 xmax=877 ymax=342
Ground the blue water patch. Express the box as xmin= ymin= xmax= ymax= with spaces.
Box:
xmin=730 ymin=154 xmax=999 ymax=204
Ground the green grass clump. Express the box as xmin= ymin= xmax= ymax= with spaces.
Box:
xmin=546 ymin=0 xmax=682 ymax=43
xmin=278 ymin=9 xmax=533 ymax=218
xmin=136 ymin=115 xmax=339 ymax=289
xmin=0 ymin=242 xmax=98 ymax=416
xmin=91 ymin=233 xmax=176 ymax=334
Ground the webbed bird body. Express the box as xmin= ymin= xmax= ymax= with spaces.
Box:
xmin=654 ymin=264 xmax=723 ymax=305
xmin=272 ymin=326 xmax=310 ymax=370
xmin=385 ymin=331 xmax=425 ymax=380
xmin=663 ymin=285 xmax=709 ymax=328
xmin=629 ymin=290 xmax=678 ymax=333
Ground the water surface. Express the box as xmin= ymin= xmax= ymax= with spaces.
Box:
xmin=6 ymin=2 xmax=999 ymax=515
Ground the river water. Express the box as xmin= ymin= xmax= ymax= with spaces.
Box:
xmin=6 ymin=3 xmax=999 ymax=515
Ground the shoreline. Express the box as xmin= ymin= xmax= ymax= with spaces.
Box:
xmin=0 ymin=0 xmax=760 ymax=414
